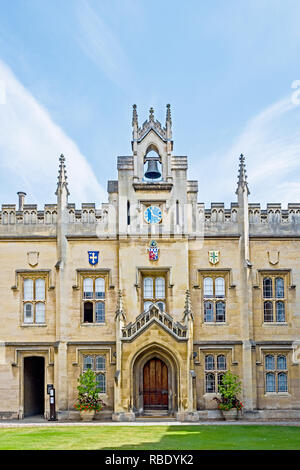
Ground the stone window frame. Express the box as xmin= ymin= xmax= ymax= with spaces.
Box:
xmin=80 ymin=273 xmax=108 ymax=325
xmin=260 ymin=271 xmax=289 ymax=325
xmin=200 ymin=271 xmax=229 ymax=324
xmin=142 ymin=273 xmax=167 ymax=313
xmin=82 ymin=353 xmax=107 ymax=395
xmin=263 ymin=352 xmax=289 ymax=395
xmin=16 ymin=272 xmax=50 ymax=326
xmin=203 ymin=351 xmax=228 ymax=395
xmin=135 ymin=267 xmax=172 ymax=314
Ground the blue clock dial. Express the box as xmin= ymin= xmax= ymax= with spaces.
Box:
xmin=144 ymin=206 xmax=162 ymax=224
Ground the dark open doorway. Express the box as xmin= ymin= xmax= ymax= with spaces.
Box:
xmin=24 ymin=356 xmax=45 ymax=418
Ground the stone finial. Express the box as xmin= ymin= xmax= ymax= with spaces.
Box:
xmin=55 ymin=154 xmax=70 ymax=197
xmin=166 ymin=104 xmax=172 ymax=125
xmin=115 ymin=290 xmax=126 ymax=321
xmin=236 ymin=153 xmax=250 ymax=195
xmin=149 ymin=107 xmax=154 ymax=121
xmin=132 ymin=104 xmax=138 ymax=127
xmin=182 ymin=290 xmax=194 ymax=322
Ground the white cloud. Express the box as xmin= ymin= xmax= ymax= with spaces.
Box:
xmin=195 ymin=94 xmax=300 ymax=208
xmin=74 ymin=0 xmax=132 ymax=88
xmin=0 ymin=59 xmax=106 ymax=208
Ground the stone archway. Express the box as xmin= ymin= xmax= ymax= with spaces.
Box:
xmin=131 ymin=344 xmax=179 ymax=416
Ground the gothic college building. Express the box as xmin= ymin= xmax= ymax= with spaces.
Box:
xmin=1 ymin=105 xmax=300 ymax=421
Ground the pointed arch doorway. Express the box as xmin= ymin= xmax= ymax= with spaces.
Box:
xmin=132 ymin=346 xmax=178 ymax=415
xmin=143 ymin=358 xmax=168 ymax=410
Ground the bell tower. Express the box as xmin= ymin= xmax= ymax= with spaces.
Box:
xmin=132 ymin=105 xmax=173 ymax=183
xmin=109 ymin=104 xmax=197 ymax=236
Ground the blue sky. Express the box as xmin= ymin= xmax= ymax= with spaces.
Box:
xmin=0 ymin=0 xmax=300 ymax=208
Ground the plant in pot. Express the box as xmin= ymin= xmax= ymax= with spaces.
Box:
xmin=74 ymin=368 xmax=105 ymax=421
xmin=214 ymin=370 xmax=243 ymax=421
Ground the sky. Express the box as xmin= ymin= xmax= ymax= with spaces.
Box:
xmin=0 ymin=0 xmax=300 ymax=209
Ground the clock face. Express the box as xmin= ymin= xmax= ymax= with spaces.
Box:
xmin=144 ymin=205 xmax=162 ymax=224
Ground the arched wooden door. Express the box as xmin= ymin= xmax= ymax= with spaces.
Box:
xmin=143 ymin=358 xmax=168 ymax=410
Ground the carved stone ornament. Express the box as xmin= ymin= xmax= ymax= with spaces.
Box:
xmin=268 ymin=250 xmax=279 ymax=265
xmin=27 ymin=251 xmax=39 ymax=267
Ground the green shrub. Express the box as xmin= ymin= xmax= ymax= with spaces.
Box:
xmin=73 ymin=369 xmax=105 ymax=412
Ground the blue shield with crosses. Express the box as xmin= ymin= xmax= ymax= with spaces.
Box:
xmin=88 ymin=251 xmax=99 ymax=266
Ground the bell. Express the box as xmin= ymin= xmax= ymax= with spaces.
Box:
xmin=144 ymin=157 xmax=161 ymax=180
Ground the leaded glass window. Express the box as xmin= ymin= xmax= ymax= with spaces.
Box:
xmin=203 ymin=275 xmax=226 ymax=323
xmin=265 ymin=354 xmax=288 ymax=393
xmin=22 ymin=277 xmax=46 ymax=324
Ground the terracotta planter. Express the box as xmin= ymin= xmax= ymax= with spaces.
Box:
xmin=80 ymin=409 xmax=96 ymax=421
xmin=221 ymin=408 xmax=238 ymax=421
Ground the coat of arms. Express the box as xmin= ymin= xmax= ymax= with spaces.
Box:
xmin=148 ymin=240 xmax=159 ymax=261
xmin=209 ymin=250 xmax=219 ymax=265
xmin=88 ymin=251 xmax=99 ymax=266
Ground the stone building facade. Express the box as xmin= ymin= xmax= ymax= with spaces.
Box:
xmin=1 ymin=104 xmax=300 ymax=421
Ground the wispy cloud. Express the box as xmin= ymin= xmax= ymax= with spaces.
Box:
xmin=0 ymin=59 xmax=106 ymax=207
xmin=195 ymin=93 xmax=300 ymax=208
xmin=74 ymin=0 xmax=132 ymax=88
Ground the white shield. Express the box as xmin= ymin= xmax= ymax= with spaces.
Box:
xmin=268 ymin=250 xmax=279 ymax=265
xmin=27 ymin=251 xmax=39 ymax=267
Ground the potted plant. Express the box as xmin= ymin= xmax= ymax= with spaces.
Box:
xmin=74 ymin=368 xmax=105 ymax=421
xmin=214 ymin=370 xmax=243 ymax=421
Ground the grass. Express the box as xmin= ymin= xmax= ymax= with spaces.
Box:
xmin=0 ymin=425 xmax=300 ymax=450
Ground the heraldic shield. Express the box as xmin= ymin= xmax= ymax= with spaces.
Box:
xmin=27 ymin=251 xmax=39 ymax=267
xmin=209 ymin=250 xmax=219 ymax=265
xmin=148 ymin=240 xmax=159 ymax=261
xmin=88 ymin=251 xmax=99 ymax=266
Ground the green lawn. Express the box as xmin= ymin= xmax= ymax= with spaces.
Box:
xmin=0 ymin=425 xmax=300 ymax=450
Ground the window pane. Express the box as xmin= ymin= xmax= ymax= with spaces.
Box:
xmin=24 ymin=303 xmax=33 ymax=323
xmin=278 ymin=373 xmax=288 ymax=392
xmin=217 ymin=373 xmax=225 ymax=391
xmin=35 ymin=302 xmax=45 ymax=323
xmin=96 ymin=356 xmax=106 ymax=370
xmin=265 ymin=354 xmax=275 ymax=370
xmin=204 ymin=301 xmax=214 ymax=322
xmin=217 ymin=355 xmax=226 ymax=370
xmin=205 ymin=355 xmax=214 ymax=370
xmin=144 ymin=301 xmax=153 ymax=311
xmin=203 ymin=278 xmax=213 ymax=297
xmin=157 ymin=301 xmax=165 ymax=312
xmin=35 ymin=278 xmax=45 ymax=301
xmin=215 ymin=278 xmax=225 ymax=298
xmin=83 ymin=278 xmax=93 ymax=299
xmin=155 ymin=277 xmax=165 ymax=299
xmin=216 ymin=302 xmax=225 ymax=322
xmin=95 ymin=302 xmax=105 ymax=323
xmin=83 ymin=302 xmax=93 ymax=323
xmin=263 ymin=278 xmax=273 ymax=298
xmin=95 ymin=278 xmax=105 ymax=299
xmin=96 ymin=373 xmax=106 ymax=393
xmin=83 ymin=356 xmax=93 ymax=370
xmin=276 ymin=302 xmax=285 ymax=322
xmin=264 ymin=301 xmax=273 ymax=322
xmin=24 ymin=279 xmax=34 ymax=301
xmin=144 ymin=278 xmax=153 ymax=299
xmin=277 ymin=355 xmax=287 ymax=370
xmin=205 ymin=373 xmax=215 ymax=393
xmin=275 ymin=278 xmax=284 ymax=298
xmin=266 ymin=372 xmax=276 ymax=392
